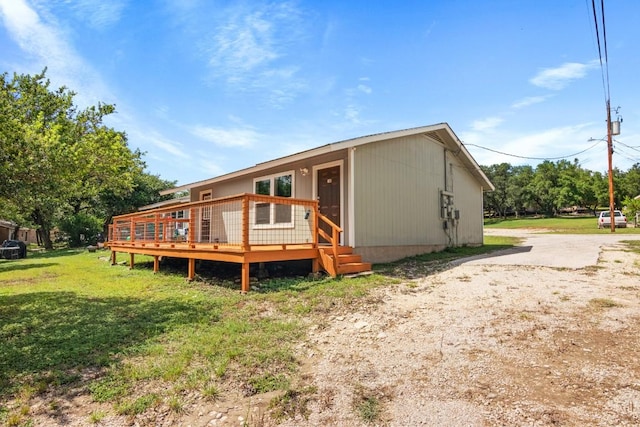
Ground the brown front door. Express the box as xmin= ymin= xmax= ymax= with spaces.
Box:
xmin=317 ymin=165 xmax=341 ymax=242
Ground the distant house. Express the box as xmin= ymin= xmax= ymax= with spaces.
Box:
xmin=108 ymin=123 xmax=494 ymax=291
xmin=0 ymin=220 xmax=38 ymax=244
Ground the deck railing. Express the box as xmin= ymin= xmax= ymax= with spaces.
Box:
xmin=108 ymin=193 xmax=322 ymax=251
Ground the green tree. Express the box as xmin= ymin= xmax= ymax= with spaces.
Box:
xmin=96 ymin=171 xmax=176 ymax=235
xmin=576 ymin=170 xmax=602 ymax=216
xmin=481 ymin=163 xmax=512 ymax=218
xmin=509 ymin=165 xmax=535 ymax=216
xmin=618 ymin=163 xmax=640 ymax=201
xmin=58 ymin=212 xmax=103 ymax=246
xmin=0 ymin=70 xmax=141 ymax=249
xmin=621 ymin=196 xmax=640 ymax=225
xmin=528 ymin=161 xmax=564 ymax=216
xmin=555 ymin=159 xmax=583 ymax=209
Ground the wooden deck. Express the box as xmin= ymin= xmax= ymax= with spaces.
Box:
xmin=107 ymin=193 xmax=371 ymax=292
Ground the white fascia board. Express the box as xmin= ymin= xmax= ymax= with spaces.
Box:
xmin=161 ymin=123 xmax=454 ymax=195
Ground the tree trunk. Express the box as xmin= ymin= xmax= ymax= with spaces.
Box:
xmin=39 ymin=225 xmax=53 ymax=250
xmin=103 ymin=215 xmax=113 ymax=239
xmin=32 ymin=208 xmax=54 ymax=250
xmin=12 ymin=224 xmax=20 ymax=240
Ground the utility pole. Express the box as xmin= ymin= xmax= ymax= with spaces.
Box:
xmin=606 ymin=100 xmax=615 ymax=232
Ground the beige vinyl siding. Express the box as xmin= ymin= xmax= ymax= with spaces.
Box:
xmin=188 ymin=151 xmax=348 ymax=245
xmin=449 ymin=153 xmax=484 ymax=245
xmin=190 ymin=151 xmax=347 ymax=202
xmin=353 ymin=135 xmax=447 ymax=247
xmin=191 ymin=177 xmax=251 ymax=201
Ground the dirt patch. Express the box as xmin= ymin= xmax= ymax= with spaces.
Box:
xmin=17 ymin=236 xmax=640 ymax=426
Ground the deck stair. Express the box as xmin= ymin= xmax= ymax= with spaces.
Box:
xmin=318 ymin=245 xmax=372 ymax=277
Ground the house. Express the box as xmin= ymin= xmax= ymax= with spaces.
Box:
xmin=108 ymin=123 xmax=494 ymax=291
xmin=0 ymin=220 xmax=38 ymax=245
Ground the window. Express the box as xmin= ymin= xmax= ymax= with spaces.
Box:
xmin=253 ymin=172 xmax=294 ymax=226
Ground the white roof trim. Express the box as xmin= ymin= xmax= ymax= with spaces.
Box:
xmin=162 ymin=123 xmax=494 ymax=194
xmin=139 ymin=195 xmax=191 ymax=211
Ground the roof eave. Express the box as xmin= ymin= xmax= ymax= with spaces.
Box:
xmin=161 ymin=123 xmax=495 ymax=194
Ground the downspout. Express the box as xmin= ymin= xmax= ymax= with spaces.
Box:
xmin=348 ymin=147 xmax=356 ymax=247
xmin=443 ymin=149 xmax=448 ymax=192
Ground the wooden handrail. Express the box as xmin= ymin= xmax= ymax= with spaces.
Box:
xmin=111 ymin=193 xmax=317 ymax=221
xmin=317 ymin=213 xmax=342 ymax=272
xmin=110 ymin=193 xmax=320 ymax=248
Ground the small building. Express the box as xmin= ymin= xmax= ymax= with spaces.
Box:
xmin=0 ymin=220 xmax=38 ymax=245
xmin=108 ymin=123 xmax=494 ymax=291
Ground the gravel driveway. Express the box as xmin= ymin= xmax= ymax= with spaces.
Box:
xmin=279 ymin=230 xmax=640 ymax=427
xmin=460 ymin=230 xmax=637 ymax=269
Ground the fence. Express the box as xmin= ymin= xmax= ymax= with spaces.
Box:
xmin=109 ymin=194 xmax=319 ymax=250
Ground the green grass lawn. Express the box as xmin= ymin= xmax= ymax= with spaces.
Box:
xmin=0 ymin=238 xmax=514 ymax=425
xmin=485 ymin=215 xmax=640 ymax=234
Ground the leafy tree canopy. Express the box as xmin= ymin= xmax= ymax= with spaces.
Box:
xmin=0 ymin=69 xmax=173 ymax=248
xmin=482 ymin=159 xmax=640 ymax=218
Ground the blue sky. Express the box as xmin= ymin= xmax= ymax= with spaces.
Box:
xmin=1 ymin=0 xmax=639 ymax=186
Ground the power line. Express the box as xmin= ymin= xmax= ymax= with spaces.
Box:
xmin=612 ymin=146 xmax=639 ymax=164
xmin=463 ymin=139 xmax=604 ymax=161
xmin=591 ymin=0 xmax=611 ymax=104
xmin=614 ymin=141 xmax=640 ymax=164
xmin=591 ymin=0 xmax=617 ymax=230
xmin=615 ymin=140 xmax=640 ymax=155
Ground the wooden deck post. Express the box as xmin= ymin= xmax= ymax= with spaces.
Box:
xmin=129 ymin=253 xmax=135 ymax=269
xmin=312 ymin=202 xmax=320 ymax=273
xmin=241 ymin=195 xmax=249 ymax=251
xmin=111 ymin=250 xmax=117 ymax=265
xmin=153 ymin=256 xmax=159 ymax=273
xmin=154 ymin=213 xmax=159 ymax=243
xmin=312 ymin=203 xmax=319 ymax=247
xmin=241 ymin=262 xmax=250 ymax=293
xmin=187 ymin=258 xmax=195 ymax=281
xmin=188 ymin=207 xmax=195 ymax=245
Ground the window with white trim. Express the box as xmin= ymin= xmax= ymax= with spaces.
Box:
xmin=253 ymin=171 xmax=294 ymax=226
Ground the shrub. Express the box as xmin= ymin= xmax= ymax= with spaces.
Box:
xmin=58 ymin=212 xmax=103 ymax=247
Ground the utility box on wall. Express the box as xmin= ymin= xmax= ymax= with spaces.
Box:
xmin=440 ymin=190 xmax=455 ymax=220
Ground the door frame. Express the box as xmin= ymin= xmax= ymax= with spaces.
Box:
xmin=312 ymin=160 xmax=344 ymax=245
xmin=199 ymin=190 xmax=213 ymax=242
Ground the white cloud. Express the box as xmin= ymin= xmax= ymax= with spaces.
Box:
xmin=357 ymin=84 xmax=372 ymax=94
xmin=207 ymin=3 xmax=302 ymax=76
xmin=65 ymin=0 xmax=126 ymax=29
xmin=194 ymin=2 xmax=308 ymax=107
xmin=471 ymin=116 xmax=504 ymax=132
xmin=211 ymin=11 xmax=279 ymax=73
xmin=193 ymin=152 xmax=228 ymax=177
xmin=0 ymin=0 xmax=77 ymax=69
xmin=344 ymin=104 xmax=361 ymax=125
xmin=511 ymin=95 xmax=552 ymax=109
xmin=461 ymin=123 xmax=603 ymax=168
xmin=530 ymin=61 xmax=598 ymax=90
xmin=131 ymin=129 xmax=190 ymax=159
xmin=189 ymin=125 xmax=261 ymax=148
xmin=0 ymin=0 xmax=113 ymax=106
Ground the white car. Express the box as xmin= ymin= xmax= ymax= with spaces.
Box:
xmin=598 ymin=210 xmax=627 ymax=228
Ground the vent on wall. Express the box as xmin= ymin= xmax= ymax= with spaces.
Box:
xmin=425 ymin=131 xmax=445 ymax=145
